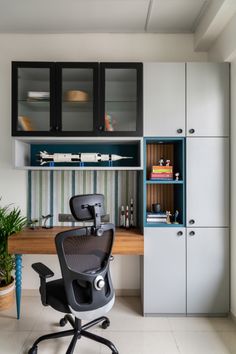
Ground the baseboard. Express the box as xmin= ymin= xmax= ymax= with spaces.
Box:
xmin=230 ymin=312 xmax=236 ymax=323
xmin=115 ymin=289 xmax=140 ymax=297
xmin=22 ymin=289 xmax=140 ymax=297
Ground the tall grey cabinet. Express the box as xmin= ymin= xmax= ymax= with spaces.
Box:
xmin=143 ymin=62 xmax=230 ymax=316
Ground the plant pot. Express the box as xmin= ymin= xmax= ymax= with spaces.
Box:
xmin=0 ymin=278 xmax=15 ymax=311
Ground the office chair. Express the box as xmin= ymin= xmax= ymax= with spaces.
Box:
xmin=28 ymin=194 xmax=119 ymax=354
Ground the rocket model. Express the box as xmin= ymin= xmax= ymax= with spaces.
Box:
xmin=38 ymin=151 xmax=133 ymax=166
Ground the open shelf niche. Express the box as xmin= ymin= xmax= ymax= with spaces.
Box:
xmin=13 ymin=137 xmax=143 ymax=170
xmin=144 ymin=138 xmax=185 ymax=227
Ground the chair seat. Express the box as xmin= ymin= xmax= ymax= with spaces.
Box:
xmin=44 ymin=279 xmax=71 ymax=313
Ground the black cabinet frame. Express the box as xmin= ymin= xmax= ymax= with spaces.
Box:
xmin=12 ymin=61 xmax=143 ymax=137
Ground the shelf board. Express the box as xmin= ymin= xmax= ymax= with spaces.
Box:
xmin=146 ymin=180 xmax=183 ymax=184
xmin=15 ymin=166 xmax=143 ymax=171
xmin=145 ymin=223 xmax=184 ymax=228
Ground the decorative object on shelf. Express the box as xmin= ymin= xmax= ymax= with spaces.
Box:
xmin=150 ymin=164 xmax=173 ymax=180
xmin=175 ymin=172 xmax=180 ymax=181
xmin=125 ymin=205 xmax=129 ymax=229
xmin=119 ymin=205 xmax=125 ymax=228
xmin=146 ymin=211 xmax=167 ymax=223
xmin=64 ymin=90 xmax=89 ymax=102
xmin=105 ymin=113 xmax=115 ymax=131
xmin=0 ymin=201 xmax=27 ymax=311
xmin=152 ymin=203 xmax=161 ymax=213
xmin=159 ymin=157 xmax=164 ymax=166
xmin=27 ymin=91 xmax=50 ymax=101
xmin=38 ymin=151 xmax=133 ymax=166
xmin=42 ymin=214 xmax=53 ymax=229
xmin=166 ymin=211 xmax=172 ymax=224
xmin=166 ymin=159 xmax=170 ymax=166
xmin=174 ymin=210 xmax=179 ymax=224
xmin=27 ymin=218 xmax=38 ymax=230
xmin=18 ymin=116 xmax=34 ymax=131
xmin=130 ymin=198 xmax=134 ymax=228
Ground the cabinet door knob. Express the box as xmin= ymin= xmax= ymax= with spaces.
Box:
xmin=177 ymin=231 xmax=183 ymax=236
xmin=189 ymin=231 xmax=195 ymax=236
xmin=177 ymin=128 xmax=183 ymax=134
xmin=189 ymin=219 xmax=195 ymax=225
xmin=98 ymin=125 xmax=104 ymax=131
xmin=189 ymin=129 xmax=195 ymax=134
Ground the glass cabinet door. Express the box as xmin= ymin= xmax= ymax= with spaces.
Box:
xmin=100 ymin=63 xmax=143 ymax=136
xmin=58 ymin=63 xmax=98 ymax=135
xmin=12 ymin=63 xmax=54 ymax=135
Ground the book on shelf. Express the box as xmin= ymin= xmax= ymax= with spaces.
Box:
xmin=152 ymin=166 xmax=173 ymax=173
xmin=27 ymin=91 xmax=50 ymax=101
xmin=150 ymin=172 xmax=173 ymax=178
xmin=146 ymin=218 xmax=167 ymax=223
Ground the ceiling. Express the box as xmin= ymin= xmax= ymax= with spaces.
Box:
xmin=0 ymin=0 xmax=211 ymax=33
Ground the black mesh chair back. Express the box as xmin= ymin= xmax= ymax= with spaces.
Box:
xmin=55 ymin=194 xmax=115 ymax=314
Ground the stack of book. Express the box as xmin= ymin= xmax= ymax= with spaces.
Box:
xmin=146 ymin=212 xmax=167 ymax=223
xmin=149 ymin=165 xmax=173 ymax=180
xmin=27 ymin=91 xmax=50 ymax=101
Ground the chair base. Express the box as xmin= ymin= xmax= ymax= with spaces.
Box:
xmin=28 ymin=315 xmax=119 ymax=354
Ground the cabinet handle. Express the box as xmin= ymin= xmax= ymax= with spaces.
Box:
xmin=177 ymin=231 xmax=183 ymax=236
xmin=189 ymin=231 xmax=195 ymax=236
xmin=177 ymin=128 xmax=183 ymax=134
xmin=98 ymin=125 xmax=104 ymax=131
xmin=189 ymin=129 xmax=195 ymax=134
xmin=189 ymin=219 xmax=195 ymax=225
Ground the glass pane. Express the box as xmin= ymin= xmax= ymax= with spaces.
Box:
xmin=62 ymin=68 xmax=94 ymax=131
xmin=17 ymin=68 xmax=50 ymax=132
xmin=104 ymin=68 xmax=137 ymax=132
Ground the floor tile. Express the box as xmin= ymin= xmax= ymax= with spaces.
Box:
xmin=101 ymin=331 xmax=180 ymax=354
xmin=169 ymin=316 xmax=236 ymax=332
xmin=107 ymin=297 xmax=171 ymax=331
xmin=173 ymin=331 xmax=236 ymax=354
xmin=0 ymin=331 xmax=30 ymax=354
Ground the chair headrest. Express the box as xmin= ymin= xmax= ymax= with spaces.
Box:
xmin=69 ymin=194 xmax=106 ymax=222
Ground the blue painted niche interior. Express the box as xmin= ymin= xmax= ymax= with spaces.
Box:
xmin=30 ymin=142 xmax=140 ymax=167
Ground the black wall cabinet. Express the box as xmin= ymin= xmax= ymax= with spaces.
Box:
xmin=12 ymin=61 xmax=143 ymax=137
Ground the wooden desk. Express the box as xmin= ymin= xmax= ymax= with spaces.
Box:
xmin=8 ymin=227 xmax=143 ymax=319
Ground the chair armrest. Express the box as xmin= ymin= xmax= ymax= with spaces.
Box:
xmin=32 ymin=262 xmax=54 ymax=279
xmin=32 ymin=263 xmax=54 ymax=306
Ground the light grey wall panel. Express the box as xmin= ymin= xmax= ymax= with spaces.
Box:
xmin=187 ymin=228 xmax=229 ymax=314
xmin=187 ymin=63 xmax=229 ymax=137
xmin=144 ymin=63 xmax=185 ymax=137
xmin=186 ymin=137 xmax=229 ymax=227
xmin=144 ymin=227 xmax=186 ymax=315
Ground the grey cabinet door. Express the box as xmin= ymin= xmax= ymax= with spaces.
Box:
xmin=144 ymin=227 xmax=186 ymax=315
xmin=186 ymin=63 xmax=229 ymax=137
xmin=144 ymin=63 xmax=185 ymax=137
xmin=186 ymin=137 xmax=229 ymax=227
xmin=187 ymin=228 xmax=229 ymax=314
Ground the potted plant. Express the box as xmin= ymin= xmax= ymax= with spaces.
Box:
xmin=0 ymin=202 xmax=27 ymax=310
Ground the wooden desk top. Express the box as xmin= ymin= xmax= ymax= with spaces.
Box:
xmin=8 ymin=227 xmax=144 ymax=256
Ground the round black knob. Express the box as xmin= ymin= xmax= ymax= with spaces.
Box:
xmin=98 ymin=125 xmax=103 ymax=131
xmin=177 ymin=128 xmax=183 ymax=134
xmin=177 ymin=231 xmax=183 ymax=236
xmin=189 ymin=231 xmax=195 ymax=236
xmin=189 ymin=129 xmax=195 ymax=134
xmin=189 ymin=219 xmax=195 ymax=225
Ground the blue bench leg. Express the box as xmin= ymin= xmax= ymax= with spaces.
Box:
xmin=15 ymin=254 xmax=22 ymax=320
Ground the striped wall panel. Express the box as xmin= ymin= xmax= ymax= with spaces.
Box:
xmin=28 ymin=171 xmax=138 ymax=227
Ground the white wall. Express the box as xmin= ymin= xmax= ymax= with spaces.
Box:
xmin=208 ymin=14 xmax=236 ymax=316
xmin=0 ymin=33 xmax=207 ymax=291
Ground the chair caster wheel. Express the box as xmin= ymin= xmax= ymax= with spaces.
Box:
xmin=28 ymin=346 xmax=38 ymax=354
xmin=101 ymin=319 xmax=110 ymax=329
xmin=59 ymin=317 xmax=68 ymax=327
